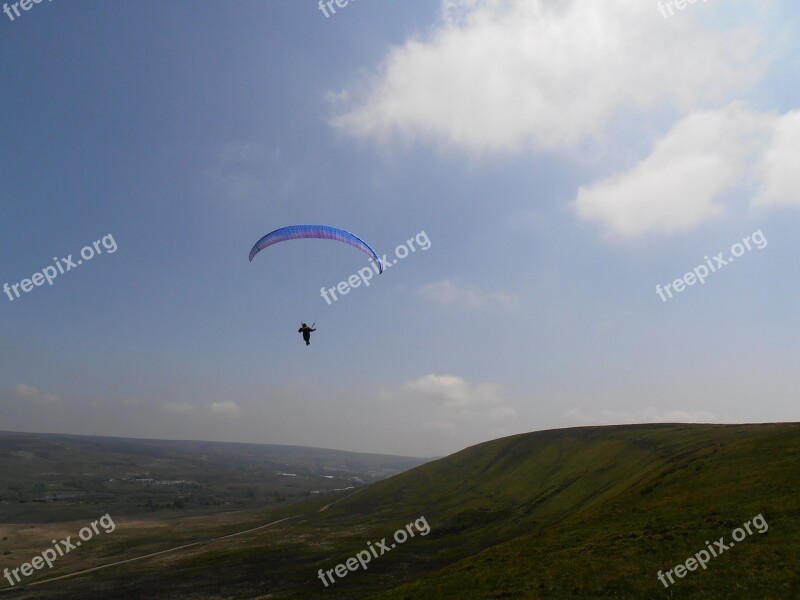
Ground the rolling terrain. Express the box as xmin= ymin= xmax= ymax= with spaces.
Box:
xmin=0 ymin=432 xmax=429 ymax=523
xmin=2 ymin=423 xmax=798 ymax=598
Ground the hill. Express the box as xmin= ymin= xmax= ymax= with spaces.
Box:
xmin=0 ymin=431 xmax=430 ymax=523
xmin=3 ymin=423 xmax=798 ymax=598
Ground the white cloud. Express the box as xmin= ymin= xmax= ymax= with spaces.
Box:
xmin=161 ymin=400 xmax=241 ymax=419
xmin=209 ymin=400 xmax=241 ymax=418
xmin=207 ymin=142 xmax=294 ymax=201
xmin=418 ymin=279 xmax=517 ymax=309
xmin=440 ymin=0 xmax=483 ymax=27
xmin=12 ymin=384 xmax=61 ymax=405
xmin=754 ymin=110 xmax=800 ymax=207
xmin=385 ymin=373 xmax=516 ymax=446
xmin=402 ymin=373 xmax=505 ymax=409
xmin=331 ymin=0 xmax=761 ymax=152
xmin=575 ymin=104 xmax=775 ymax=236
xmin=564 ymin=406 xmax=721 ymax=425
xmin=373 ymin=373 xmax=518 ymax=450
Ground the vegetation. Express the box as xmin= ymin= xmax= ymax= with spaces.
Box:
xmin=0 ymin=431 xmax=429 ymax=523
xmin=1 ymin=424 xmax=798 ymax=598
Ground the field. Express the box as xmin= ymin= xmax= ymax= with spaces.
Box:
xmin=1 ymin=424 xmax=798 ymax=598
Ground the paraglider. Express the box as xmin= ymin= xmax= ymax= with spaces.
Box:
xmin=249 ymin=225 xmax=382 ymax=344
xmin=248 ymin=225 xmax=383 ymax=273
xmin=298 ymin=322 xmax=316 ymax=346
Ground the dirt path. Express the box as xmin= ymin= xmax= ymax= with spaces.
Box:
xmin=1 ymin=488 xmax=365 ymax=593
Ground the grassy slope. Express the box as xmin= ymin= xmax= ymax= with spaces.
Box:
xmin=365 ymin=423 xmax=799 ymax=599
xmin=7 ymin=423 xmax=799 ymax=599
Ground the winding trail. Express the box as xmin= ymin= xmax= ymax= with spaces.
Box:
xmin=0 ymin=488 xmax=364 ymax=593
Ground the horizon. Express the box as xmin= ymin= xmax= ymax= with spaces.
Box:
xmin=3 ymin=0 xmax=800 ymax=457
xmin=3 ymin=418 xmax=796 ymax=461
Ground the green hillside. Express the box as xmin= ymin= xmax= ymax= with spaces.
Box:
xmin=6 ymin=423 xmax=799 ymax=599
xmin=362 ymin=422 xmax=799 ymax=599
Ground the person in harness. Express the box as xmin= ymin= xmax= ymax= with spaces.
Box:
xmin=298 ymin=323 xmax=316 ymax=346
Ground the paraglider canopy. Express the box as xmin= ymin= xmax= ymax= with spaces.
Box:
xmin=248 ymin=225 xmax=383 ymax=273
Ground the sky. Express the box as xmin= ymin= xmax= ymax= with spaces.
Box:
xmin=1 ymin=0 xmax=800 ymax=457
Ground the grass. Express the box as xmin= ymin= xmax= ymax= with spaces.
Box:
xmin=2 ymin=423 xmax=798 ymax=598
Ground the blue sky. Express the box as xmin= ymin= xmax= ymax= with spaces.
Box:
xmin=2 ymin=0 xmax=799 ymax=457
